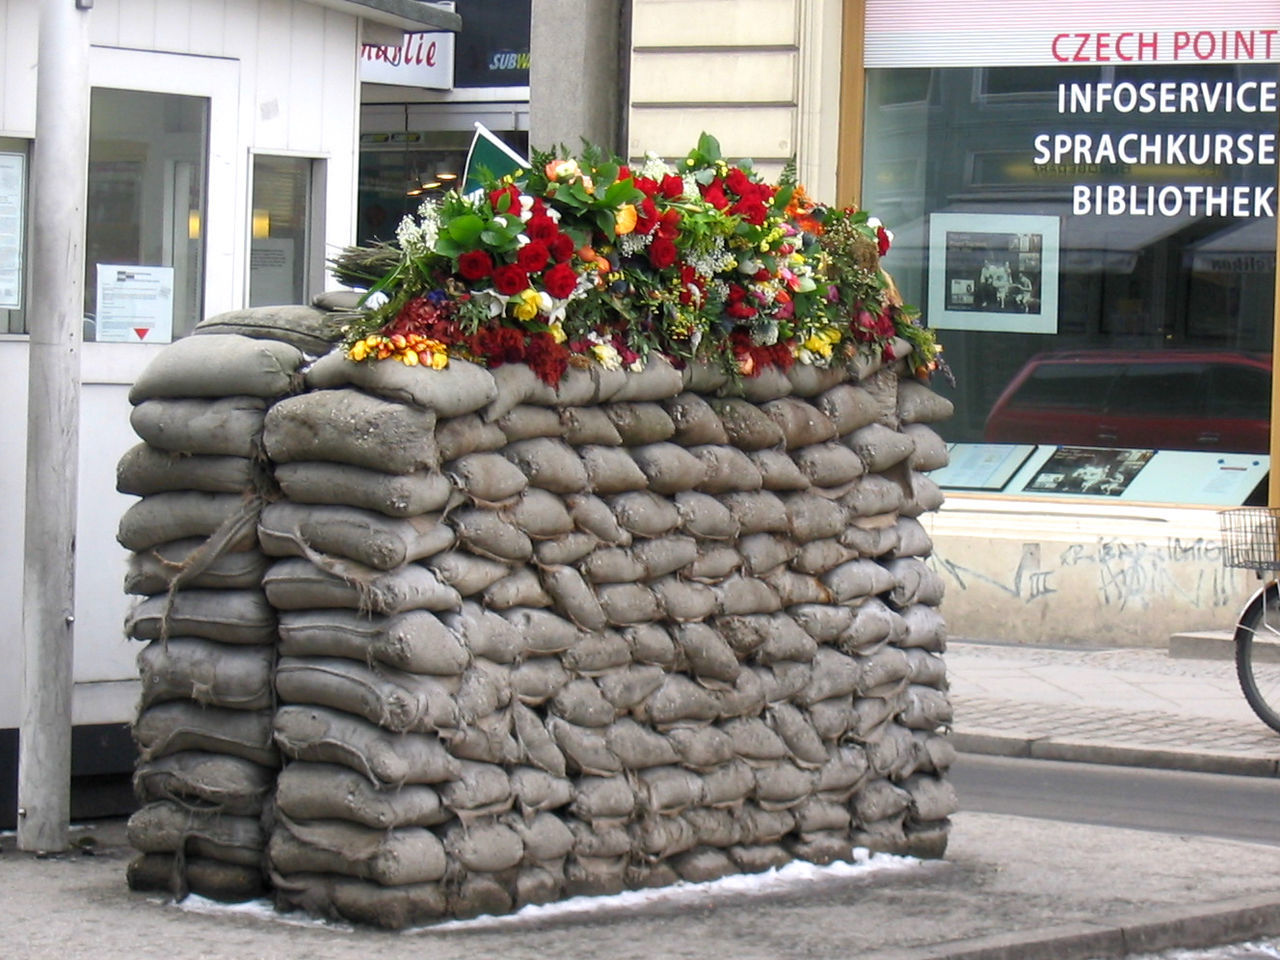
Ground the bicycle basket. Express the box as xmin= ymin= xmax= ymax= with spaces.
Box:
xmin=1218 ymin=507 xmax=1280 ymax=571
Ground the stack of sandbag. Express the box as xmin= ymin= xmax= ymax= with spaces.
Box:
xmin=247 ymin=346 xmax=956 ymax=927
xmin=119 ymin=333 xmax=306 ymax=902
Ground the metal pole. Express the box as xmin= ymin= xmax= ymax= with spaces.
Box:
xmin=18 ymin=0 xmax=92 ymax=853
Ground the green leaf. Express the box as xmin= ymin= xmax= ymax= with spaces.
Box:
xmin=447 ymin=214 xmax=485 ymax=247
xmin=434 ymin=234 xmax=464 ymax=258
xmin=594 ymin=208 xmax=616 ymax=237
xmin=594 ymin=163 xmax=619 ymax=189
xmin=602 ymin=178 xmax=642 ymax=207
xmin=696 ymin=132 xmax=722 ymax=163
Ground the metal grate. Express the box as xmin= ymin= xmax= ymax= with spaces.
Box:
xmin=1219 ymin=507 xmax=1280 ymax=572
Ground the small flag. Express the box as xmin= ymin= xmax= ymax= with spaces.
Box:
xmin=462 ymin=122 xmax=530 ymax=196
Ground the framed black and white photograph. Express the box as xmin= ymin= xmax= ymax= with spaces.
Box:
xmin=927 ymin=212 xmax=1059 ymax=333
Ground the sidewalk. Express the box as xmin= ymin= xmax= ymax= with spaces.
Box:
xmin=946 ymin=638 xmax=1280 ymax=777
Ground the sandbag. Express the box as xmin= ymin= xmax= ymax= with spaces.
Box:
xmin=306 ymin=351 xmax=497 ymax=417
xmin=749 ymin=449 xmax=812 ymax=491
xmin=503 ymin=438 xmax=589 ymax=493
xmin=762 ymin=397 xmax=837 ymax=450
xmin=483 ymin=568 xmax=553 ymax=609
xmin=129 ymin=852 xmax=266 ymax=902
xmin=126 ymin=539 xmax=269 ymax=595
xmin=270 ymin=814 xmax=448 ymax=885
xmin=494 ymin=404 xmax=563 ymax=443
xmin=609 ymin=490 xmax=681 ymax=538
xmin=118 ymin=492 xmax=258 ymax=553
xmin=664 ymin=392 xmax=730 ymax=445
xmin=434 ymin=413 xmax=507 ymax=460
xmin=130 ymin=333 xmax=301 ymax=402
xmin=263 ymin=389 xmax=438 ymax=474
xmin=195 ymin=303 xmax=344 ymax=354
xmin=127 ymin=800 xmax=265 ymax=867
xmin=270 ymin=871 xmax=446 ymax=928
xmin=502 ymin=488 xmax=575 ymax=539
xmin=692 ymin=445 xmax=764 ymax=493
xmin=275 ymin=461 xmax=455 ymax=517
xmin=130 ymin=396 xmax=267 ymax=457
xmin=275 ymin=655 xmax=462 ymax=732
xmin=133 ymin=752 xmax=274 ymax=816
xmin=845 ymin=422 xmax=916 ymax=473
xmin=607 ymin=354 xmax=685 ymax=402
xmin=794 ymin=442 xmax=866 ymax=488
xmin=259 ymin=502 xmax=453 ymax=570
xmin=452 ymin=508 xmax=534 ymax=562
xmin=580 ymin=445 xmax=649 ymax=494
xmin=628 ymin=442 xmax=709 ymax=494
xmin=117 ymin=445 xmax=256 ymax=496
xmin=603 ymin=402 xmax=676 ymax=445
xmin=275 ymin=761 xmax=447 ymax=828
xmin=708 ymin=398 xmax=784 ymax=450
xmin=278 ymin=609 xmax=469 ymax=675
xmin=897 ymin=379 xmax=955 ymax=424
xmin=560 ymin=632 xmax=630 ymax=676
xmin=263 ymin=556 xmax=461 ymax=614
xmin=817 ymin=383 xmax=880 ymax=434
xmin=428 ymin=551 xmax=511 ymax=597
xmin=126 ymin=590 xmax=276 ymax=645
xmin=904 ymin=422 xmax=949 ymax=472
xmin=134 ymin=701 xmax=277 ymax=767
xmin=137 ymin=637 xmax=274 ymax=711
xmin=560 ymin=406 xmax=623 ymax=446
xmin=674 ymin=491 xmax=739 ymax=540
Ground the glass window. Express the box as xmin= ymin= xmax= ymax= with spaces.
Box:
xmin=250 ymin=155 xmax=318 ymax=307
xmin=85 ymin=89 xmax=208 ymax=340
xmin=862 ymin=64 xmax=1276 ymax=468
xmin=0 ymin=137 xmax=28 ymax=334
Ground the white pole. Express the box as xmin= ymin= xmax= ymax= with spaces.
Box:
xmin=18 ymin=0 xmax=92 ymax=853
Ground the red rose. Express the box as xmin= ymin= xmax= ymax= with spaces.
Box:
xmin=549 ymin=232 xmax=576 ymax=262
xmin=876 ymin=224 xmax=892 ymax=256
xmin=659 ymin=174 xmax=684 ymax=199
xmin=543 ymin=261 xmax=578 ymax=299
xmin=492 ymin=264 xmax=530 ymax=296
xmin=633 ymin=175 xmax=659 ymax=197
xmin=457 ymin=249 xmax=494 ymax=280
xmin=702 ymin=180 xmax=730 ymax=211
xmin=656 ymin=208 xmax=681 ymax=240
xmin=725 ymin=167 xmax=753 ymax=196
xmin=517 ymin=240 xmax=551 ymax=273
xmin=617 ymin=165 xmax=632 ymax=181
xmin=488 ymin=183 xmax=521 ymax=213
xmin=527 ymin=215 xmax=559 ymax=243
xmin=635 ymin=197 xmax=658 ymax=235
xmin=648 ymin=235 xmax=678 ymax=269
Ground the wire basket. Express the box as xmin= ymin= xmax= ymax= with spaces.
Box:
xmin=1219 ymin=507 xmax=1280 ymax=572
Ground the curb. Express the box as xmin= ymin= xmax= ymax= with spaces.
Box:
xmin=872 ymin=893 xmax=1280 ymax=960
xmin=952 ymin=730 xmax=1280 ymax=778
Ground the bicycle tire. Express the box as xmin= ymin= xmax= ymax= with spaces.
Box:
xmin=1235 ymin=584 xmax=1280 ymax=734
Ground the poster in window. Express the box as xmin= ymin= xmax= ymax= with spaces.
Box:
xmin=1023 ymin=446 xmax=1153 ymax=497
xmin=927 ymin=213 xmax=1059 ymax=334
xmin=0 ymin=152 xmax=24 ymax=310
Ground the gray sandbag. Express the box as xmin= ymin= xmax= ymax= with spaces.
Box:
xmin=452 ymin=659 xmax=513 ymax=722
xmin=259 ymin=502 xmax=453 ymax=570
xmin=127 ymin=800 xmax=264 ymax=867
xmin=728 ymin=843 xmax=793 ymax=874
xmin=902 ymin=470 xmax=946 ymax=517
xmin=785 ymin=361 xmax=848 ymax=398
xmin=623 ymin=624 xmax=678 ymax=668
xmin=306 ymin=351 xmax=497 ymax=417
xmin=789 ymin=603 xmax=856 ymax=643
xmin=275 ymin=655 xmax=461 ymax=732
xmin=753 ymin=760 xmax=817 ymax=809
xmin=596 ymin=582 xmax=662 ymax=626
xmin=560 ymin=406 xmax=623 ymax=446
xmin=845 ymin=422 xmax=916 ymax=473
xmin=768 ymin=702 xmax=829 ymax=767
xmin=631 ymin=814 xmax=698 ymax=859
xmin=674 ymin=491 xmax=739 ymax=540
xmin=810 ymin=698 xmax=863 ymax=751
xmin=911 ymin=732 xmax=957 ymax=775
xmin=509 ymin=811 xmax=576 ymax=862
xmin=550 ymin=678 xmax=617 ymax=727
xmin=194 ymin=303 xmax=343 ymax=354
xmin=794 ymin=442 xmax=866 ymax=488
xmin=564 ymin=855 xmax=628 ymax=898
xmin=900 ymin=603 xmax=947 ymax=651
xmin=735 ymin=804 xmax=797 ymax=843
xmin=275 ymin=461 xmax=454 ymax=517
xmin=549 ymin=717 xmax=622 ymax=776
xmin=117 ymin=444 xmax=256 ymax=496
xmin=279 ymin=609 xmax=469 ymax=675
xmin=792 ymin=539 xmax=857 ymax=577
xmin=609 ymin=490 xmax=681 ymax=538
xmin=510 ymin=765 xmax=574 ymax=813
xmin=904 ymin=648 xmax=947 ymax=687
xmin=126 ymin=539 xmax=268 ymax=595
xmin=714 ymin=667 xmax=769 ymax=719
xmin=731 ymin=365 xmax=793 ymax=403
xmin=749 ymin=449 xmax=811 ymax=491
xmin=784 ymin=492 xmax=849 ymax=542
xmin=128 ymin=852 xmax=265 ymax=902
xmin=664 ymin=392 xmax=730 ymax=445
xmin=439 ymin=601 xmax=522 ymax=664
xmin=723 ymin=717 xmax=789 ymax=762
xmin=853 ymin=778 xmax=912 ymax=825
xmin=566 ymin=493 xmax=632 ymax=545
xmin=797 ymin=648 xmax=864 ymax=705
xmin=435 ymin=413 xmax=507 ymax=460
xmin=692 ymin=445 xmax=764 ymax=493
xmin=861 ymin=366 xmax=904 ymax=428
xmin=765 ymin=567 xmax=831 ymax=606
xmin=631 ymin=535 xmax=698 ymax=579
xmin=264 ymin=389 xmax=438 ymax=474
xmin=898 ymin=379 xmax=955 ymax=424
xmin=904 ymin=422 xmax=949 ymax=471
xmin=841 ymin=517 xmax=901 ymax=557
xmin=603 ymin=401 xmax=676 ymax=446
xmin=273 ymin=704 xmax=460 ymax=786
xmin=483 ymin=568 xmax=553 ymax=609
xmin=596 ymin=663 xmax=667 ymax=710
xmin=270 ymin=871 xmax=446 ymax=928
xmin=864 ymin=723 xmax=920 ymax=780
xmin=447 ymin=873 xmax=515 ymax=920
xmin=885 ymin=557 xmax=946 ymax=608
xmin=858 ymin=646 xmax=913 ymax=696
xmin=129 ymin=333 xmax=303 ymax=401
xmin=795 ymin=798 xmax=854 ymax=832
xmin=755 ymin=613 xmax=820 ymax=664
xmin=608 ymin=353 xmax=685 ymax=402
xmin=637 ymin=766 xmax=705 ymax=814
xmin=134 ymin=701 xmax=277 ymax=767
xmin=494 ymin=404 xmax=562 ymax=443
xmin=581 ymin=546 xmax=647 ymax=585
xmin=892 ymin=517 xmax=934 ymax=558
xmin=840 ymin=475 xmax=906 ymax=518
xmin=755 ymin=662 xmax=814 ymax=704
xmin=503 ymin=438 xmax=589 ymax=493
xmin=816 ymin=743 xmax=871 ymax=800
xmin=130 ymin=396 xmax=266 ymax=458
xmin=133 ymin=752 xmax=273 ymax=816
xmin=666 ymin=726 xmax=735 ymax=770
xmin=650 ymin=576 xmax=717 ymax=623
xmin=263 ymin=556 xmax=461 ymax=614
xmin=511 ymin=700 xmax=568 ymax=776
xmin=634 ymin=674 xmax=721 ymax=726
xmin=541 ymin=565 xmax=608 ymax=631
xmin=270 ymin=814 xmax=448 ymax=885
xmin=702 ymin=760 xmax=757 ymax=807
xmin=275 ymin=761 xmax=447 ymax=828
xmin=715 ymin=613 xmax=777 ymax=657
xmin=838 ymin=599 xmax=909 ymax=656
xmin=787 ymin=830 xmax=852 ymax=865
xmin=821 ymin=558 xmax=897 ymax=603
xmin=500 ymin=607 xmax=580 ymax=656
xmin=673 ymin=622 xmax=741 ymax=685
xmin=628 ymin=442 xmax=709 ymax=494
xmin=681 ymin=360 xmax=730 ymax=393
xmin=118 ymin=492 xmax=257 ymax=553
xmin=685 ymin=545 xmax=742 ymax=582
xmin=561 ymin=630 xmax=632 ymax=674
xmin=708 ymin=397 xmax=784 ymax=450
xmin=817 ymin=383 xmax=880 ymax=434
xmin=722 ymin=490 xmax=790 ymax=535
xmin=712 ymin=575 xmax=782 ymax=615
xmin=137 ymin=637 xmax=273 ymax=711
xmin=441 ymin=760 xmax=514 ymax=813
xmin=125 ymin=590 xmax=276 ymax=645
xmin=900 ymin=684 xmax=954 ymax=731
xmin=569 ymin=776 xmax=636 ymax=823
xmin=428 ymin=551 xmax=510 ymax=597
xmin=481 ymin=361 xmax=548 ymax=423
xmin=762 ymin=397 xmax=837 ymax=450
xmin=452 ymin=508 xmax=534 ymax=562
xmin=738 ymin=533 xmax=797 ymax=576
xmin=580 ymin=445 xmax=649 ymax=494
xmin=503 ymin=488 xmax=575 ymax=539
xmin=603 ymin=718 xmax=680 ymax=770
xmin=511 ymin=658 xmax=571 ymax=706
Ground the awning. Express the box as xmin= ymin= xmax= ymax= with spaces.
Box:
xmin=301 ymin=0 xmax=462 ymax=31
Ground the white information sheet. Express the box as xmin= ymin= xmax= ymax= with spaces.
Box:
xmin=95 ymin=264 xmax=174 ymax=343
xmin=0 ymin=152 xmax=24 ymax=310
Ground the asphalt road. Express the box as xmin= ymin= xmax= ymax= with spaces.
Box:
xmin=950 ymin=753 xmax=1280 ymax=846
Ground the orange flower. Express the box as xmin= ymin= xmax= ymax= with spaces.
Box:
xmin=614 ymin=203 xmax=638 ymax=235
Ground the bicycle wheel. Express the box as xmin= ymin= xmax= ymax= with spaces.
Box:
xmin=1235 ymin=584 xmax=1280 ymax=734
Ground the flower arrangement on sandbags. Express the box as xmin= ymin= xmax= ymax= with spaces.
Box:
xmin=333 ymin=134 xmax=942 ymax=387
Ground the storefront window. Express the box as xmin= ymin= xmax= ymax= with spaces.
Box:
xmin=84 ymin=88 xmax=208 ymax=341
xmin=0 ymin=137 xmax=28 ymax=334
xmin=862 ymin=61 xmax=1276 ymax=502
xmin=250 ymin=155 xmax=319 ymax=307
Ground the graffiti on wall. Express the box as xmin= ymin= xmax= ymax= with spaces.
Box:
xmin=933 ymin=536 xmax=1237 ymax=611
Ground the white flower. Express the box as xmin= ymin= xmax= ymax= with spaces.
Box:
xmin=518 ymin=195 xmax=536 ymax=221
xmin=639 ymin=151 xmax=674 ymax=181
xmin=363 ymin=290 xmax=389 ymax=310
xmin=395 ymin=215 xmax=430 ymax=258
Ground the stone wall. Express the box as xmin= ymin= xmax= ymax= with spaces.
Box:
xmin=119 ymin=303 xmax=956 ymax=928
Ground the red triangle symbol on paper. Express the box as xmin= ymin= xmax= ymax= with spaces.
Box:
xmin=134 ymin=328 xmax=150 ymax=340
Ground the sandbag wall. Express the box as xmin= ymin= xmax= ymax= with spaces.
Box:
xmin=120 ymin=313 xmax=957 ymax=928
xmin=118 ymin=333 xmax=307 ymax=901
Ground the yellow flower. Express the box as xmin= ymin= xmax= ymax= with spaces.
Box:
xmin=615 ymin=203 xmax=637 ymax=235
xmin=399 ymin=349 xmax=420 ymax=366
xmin=548 ymin=319 xmax=567 ymax=344
xmin=512 ymin=288 xmax=541 ymax=321
xmin=348 ymin=340 xmax=368 ymax=361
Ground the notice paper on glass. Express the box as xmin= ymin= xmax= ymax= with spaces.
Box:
xmin=95 ymin=264 xmax=174 ymax=343
xmin=931 ymin=442 xmax=1037 ymax=490
xmin=0 ymin=152 xmax=24 ymax=310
